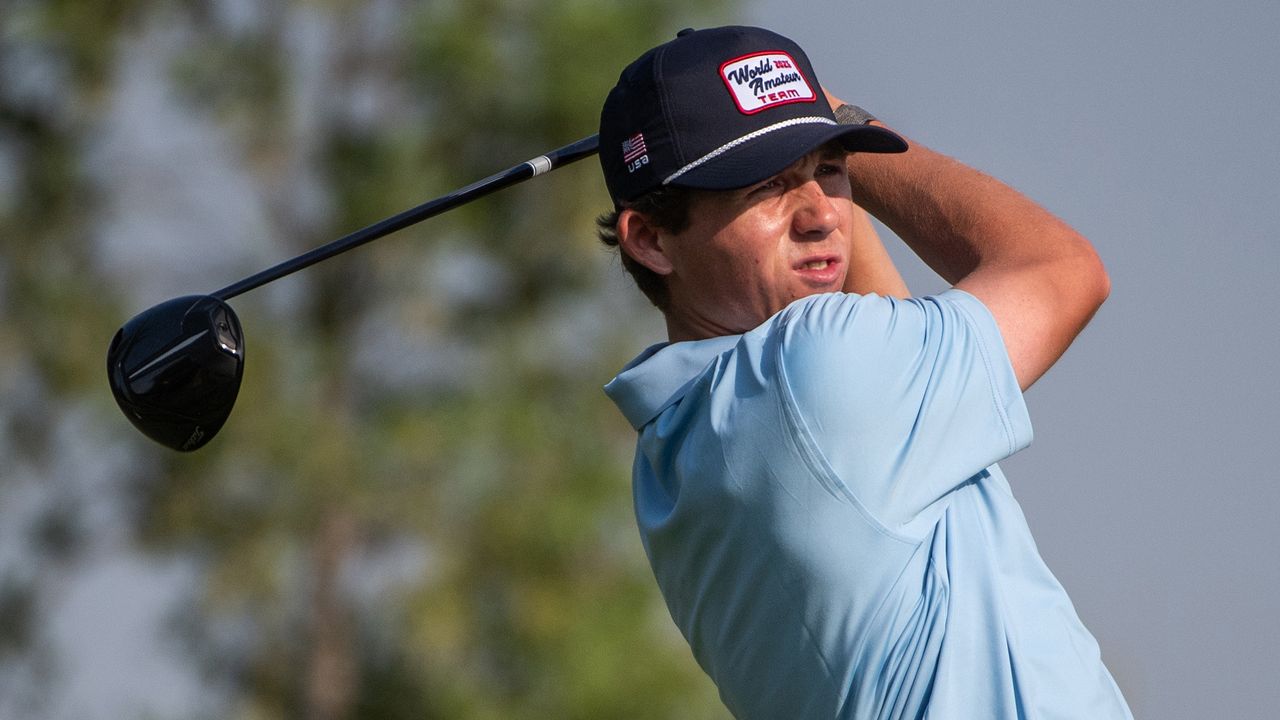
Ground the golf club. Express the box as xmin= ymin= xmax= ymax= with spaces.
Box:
xmin=108 ymin=134 xmax=600 ymax=452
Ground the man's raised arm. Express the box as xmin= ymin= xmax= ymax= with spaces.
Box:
xmin=842 ymin=118 xmax=1109 ymax=390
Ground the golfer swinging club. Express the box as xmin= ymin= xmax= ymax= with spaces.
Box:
xmin=597 ymin=26 xmax=1133 ymax=719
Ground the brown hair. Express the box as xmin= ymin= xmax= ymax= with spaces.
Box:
xmin=596 ymin=185 xmax=698 ymax=311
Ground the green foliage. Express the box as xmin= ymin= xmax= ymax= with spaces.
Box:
xmin=4 ymin=0 xmax=735 ymax=717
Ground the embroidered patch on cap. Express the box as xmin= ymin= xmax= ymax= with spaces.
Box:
xmin=622 ymin=132 xmax=649 ymax=173
xmin=719 ymin=51 xmax=816 ymax=115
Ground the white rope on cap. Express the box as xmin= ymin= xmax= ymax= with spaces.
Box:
xmin=663 ymin=116 xmax=838 ymax=185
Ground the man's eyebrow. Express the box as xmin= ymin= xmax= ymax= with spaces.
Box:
xmin=759 ymin=144 xmax=846 ymax=183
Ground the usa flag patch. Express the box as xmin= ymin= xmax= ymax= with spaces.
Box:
xmin=622 ymin=132 xmax=648 ymax=172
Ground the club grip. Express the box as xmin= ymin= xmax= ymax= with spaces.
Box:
xmin=212 ymin=134 xmax=601 ymax=301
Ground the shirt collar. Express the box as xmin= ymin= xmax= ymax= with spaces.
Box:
xmin=603 ymin=335 xmax=741 ymax=430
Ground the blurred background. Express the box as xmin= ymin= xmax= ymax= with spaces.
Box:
xmin=1 ymin=1 xmax=1277 ymax=719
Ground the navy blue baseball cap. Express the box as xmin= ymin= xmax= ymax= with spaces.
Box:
xmin=599 ymin=26 xmax=908 ymax=205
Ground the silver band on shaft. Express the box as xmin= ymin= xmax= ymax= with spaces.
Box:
xmin=526 ymin=156 xmax=554 ymax=176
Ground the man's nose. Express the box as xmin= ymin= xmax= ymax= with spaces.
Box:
xmin=791 ymin=181 xmax=839 ymax=238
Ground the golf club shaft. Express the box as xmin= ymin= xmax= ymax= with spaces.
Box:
xmin=213 ymin=134 xmax=600 ymax=301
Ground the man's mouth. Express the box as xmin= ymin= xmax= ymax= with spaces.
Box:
xmin=794 ymin=256 xmax=842 ymax=286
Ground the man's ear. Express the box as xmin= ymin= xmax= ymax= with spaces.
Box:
xmin=616 ymin=209 xmax=674 ymax=276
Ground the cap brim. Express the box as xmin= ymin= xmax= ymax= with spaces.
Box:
xmin=668 ymin=122 xmax=908 ymax=192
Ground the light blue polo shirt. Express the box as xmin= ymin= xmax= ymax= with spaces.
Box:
xmin=605 ymin=290 xmax=1132 ymax=720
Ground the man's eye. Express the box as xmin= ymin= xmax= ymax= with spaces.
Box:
xmin=750 ymin=179 xmax=783 ymax=195
xmin=816 ymin=163 xmax=843 ymax=176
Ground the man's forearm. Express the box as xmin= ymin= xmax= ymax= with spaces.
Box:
xmin=843 ymin=204 xmax=909 ymax=298
xmin=824 ymin=90 xmax=909 ymax=298
xmin=844 ymin=124 xmax=1109 ymax=390
xmin=844 ymin=126 xmax=1086 ymax=284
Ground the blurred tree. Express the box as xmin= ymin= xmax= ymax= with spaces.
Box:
xmin=0 ymin=2 xmax=156 ymax=716
xmin=4 ymin=0 xmax=735 ymax=718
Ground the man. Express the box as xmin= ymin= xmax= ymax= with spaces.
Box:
xmin=596 ymin=26 xmax=1134 ymax=719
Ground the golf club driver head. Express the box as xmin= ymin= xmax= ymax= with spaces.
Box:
xmin=107 ymin=295 xmax=244 ymax=451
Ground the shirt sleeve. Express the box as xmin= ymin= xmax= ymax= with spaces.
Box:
xmin=775 ymin=289 xmax=1032 ymax=532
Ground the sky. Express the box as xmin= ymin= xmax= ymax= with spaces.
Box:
xmin=745 ymin=1 xmax=1280 ymax=718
